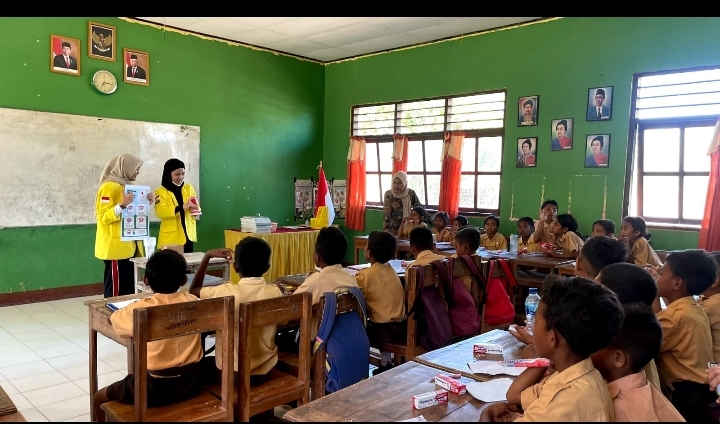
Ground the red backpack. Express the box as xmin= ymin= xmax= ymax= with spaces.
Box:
xmin=409 ymin=265 xmax=453 ymax=351
xmin=433 ymin=257 xmax=482 ymax=339
xmin=483 ymin=259 xmax=517 ymax=325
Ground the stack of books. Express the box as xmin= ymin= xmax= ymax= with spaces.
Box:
xmin=241 ymin=216 xmax=272 ymax=233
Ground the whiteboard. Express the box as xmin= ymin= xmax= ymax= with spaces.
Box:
xmin=0 ymin=107 xmax=200 ymax=228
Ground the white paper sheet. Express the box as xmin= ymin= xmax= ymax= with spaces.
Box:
xmin=466 ymin=378 xmax=514 ymax=402
xmin=468 ymin=360 xmax=524 ymax=376
xmin=120 ymin=185 xmax=151 ymax=241
xmin=106 ymin=298 xmax=140 ymax=311
xmin=398 ymin=416 xmax=427 ymax=422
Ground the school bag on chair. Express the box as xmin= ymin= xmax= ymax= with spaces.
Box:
xmin=484 ymin=259 xmax=517 ymax=325
xmin=313 ymin=286 xmax=370 ymax=394
xmin=408 ymin=265 xmax=453 ymax=351
xmin=432 ymin=257 xmax=482 ymax=339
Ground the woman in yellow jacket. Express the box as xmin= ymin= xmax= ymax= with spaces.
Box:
xmin=154 ymin=158 xmax=200 ymax=253
xmin=95 ymin=153 xmax=153 ymax=297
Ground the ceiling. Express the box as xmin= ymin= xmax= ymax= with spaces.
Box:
xmin=133 ymin=17 xmax=543 ymax=62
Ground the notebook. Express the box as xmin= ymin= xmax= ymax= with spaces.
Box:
xmin=106 ymin=298 xmax=140 ymax=311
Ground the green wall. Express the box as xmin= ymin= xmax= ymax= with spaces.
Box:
xmin=0 ymin=18 xmax=324 ymax=294
xmin=323 ymin=17 xmax=720 ymax=262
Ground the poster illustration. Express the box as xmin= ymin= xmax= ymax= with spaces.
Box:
xmin=120 ymin=184 xmax=151 ymax=241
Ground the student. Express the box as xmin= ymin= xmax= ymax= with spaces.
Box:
xmin=189 ymin=238 xmax=283 ymax=385
xmin=399 ymin=206 xmax=429 ymax=238
xmin=453 ymin=226 xmax=481 ymax=291
xmin=480 ymin=276 xmax=623 ymax=422
xmin=449 ymin=215 xmax=469 ymax=247
xmin=532 ymin=199 xmax=558 ymax=245
xmin=407 ymin=226 xmax=444 ymax=267
xmin=93 ymin=250 xmax=203 ymax=422
xmin=700 ymin=253 xmax=720 ymax=363
xmin=545 ymin=214 xmax=584 ymax=259
xmin=432 ymin=211 xmax=453 ymax=242
xmin=575 ymin=235 xmax=629 ymax=279
xmin=480 ymin=215 xmax=508 ymax=251
xmin=621 ymin=216 xmax=662 ymax=267
xmin=355 ymin=231 xmax=406 ymax=375
xmin=516 ymin=217 xmax=539 ymax=252
xmin=592 ymin=219 xmax=616 ymax=238
xmin=590 ymin=303 xmax=685 ymax=422
xmin=653 ymin=249 xmax=716 ymax=422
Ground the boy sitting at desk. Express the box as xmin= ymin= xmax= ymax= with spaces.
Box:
xmin=574 ymin=235 xmax=629 ymax=279
xmin=406 ymin=226 xmax=444 ymax=268
xmin=189 ymin=237 xmax=283 ymax=385
xmin=355 ymin=230 xmax=406 ymax=375
xmin=93 ymin=250 xmax=204 ymax=422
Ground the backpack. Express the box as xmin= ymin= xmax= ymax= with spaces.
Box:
xmin=433 ymin=256 xmax=483 ymax=338
xmin=408 ymin=265 xmax=453 ymax=351
xmin=313 ymin=286 xmax=370 ymax=394
xmin=483 ymin=259 xmax=518 ymax=325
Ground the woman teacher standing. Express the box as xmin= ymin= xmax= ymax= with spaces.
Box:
xmin=382 ymin=171 xmax=422 ymax=236
xmin=154 ymin=158 xmax=200 ymax=253
xmin=95 ymin=153 xmax=153 ymax=298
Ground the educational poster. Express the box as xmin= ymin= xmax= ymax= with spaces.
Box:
xmin=120 ymin=184 xmax=151 ymax=241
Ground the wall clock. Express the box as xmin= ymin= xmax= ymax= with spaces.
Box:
xmin=91 ymin=70 xmax=117 ymax=95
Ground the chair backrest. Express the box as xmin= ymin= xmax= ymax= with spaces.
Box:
xmin=132 ymin=296 xmax=235 ymax=422
xmin=236 ymin=292 xmax=312 ymax=422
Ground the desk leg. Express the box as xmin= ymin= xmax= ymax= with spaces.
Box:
xmin=354 ymin=247 xmax=359 ymax=265
xmin=88 ymin=312 xmax=98 ymax=422
xmin=126 ymin=339 xmax=134 ymax=374
xmin=134 ymin=264 xmax=140 ymax=294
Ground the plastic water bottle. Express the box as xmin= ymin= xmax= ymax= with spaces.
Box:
xmin=509 ymin=235 xmax=519 ymax=254
xmin=525 ymin=288 xmax=541 ymax=334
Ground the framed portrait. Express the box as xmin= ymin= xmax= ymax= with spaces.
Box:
xmin=88 ymin=21 xmax=116 ymax=62
xmin=123 ymin=48 xmax=149 ymax=86
xmin=517 ymin=137 xmax=538 ymax=168
xmin=517 ymin=95 xmax=539 ymax=127
xmin=50 ymin=35 xmax=81 ymax=76
xmin=586 ymin=86 xmax=613 ymax=121
xmin=585 ymin=134 xmax=611 ymax=168
xmin=550 ymin=118 xmax=574 ymax=151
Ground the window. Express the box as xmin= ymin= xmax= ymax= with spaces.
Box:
xmin=625 ymin=67 xmax=720 ymax=227
xmin=358 ymin=91 xmax=506 ymax=215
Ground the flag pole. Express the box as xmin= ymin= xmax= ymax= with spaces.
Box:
xmin=317 ymin=160 xmax=323 ymax=169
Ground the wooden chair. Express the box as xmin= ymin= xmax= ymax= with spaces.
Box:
xmin=100 ymin=296 xmax=235 ymax=422
xmin=207 ymin=292 xmax=313 ymax=422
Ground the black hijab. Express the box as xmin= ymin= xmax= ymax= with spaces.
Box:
xmin=161 ymin=158 xmax=185 ymax=207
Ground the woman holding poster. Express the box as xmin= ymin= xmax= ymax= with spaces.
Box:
xmin=95 ymin=153 xmax=153 ymax=297
xmin=154 ymin=158 xmax=200 ymax=253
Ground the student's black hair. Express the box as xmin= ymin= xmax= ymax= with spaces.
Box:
xmin=607 ymin=302 xmax=663 ymax=373
xmin=555 ymin=213 xmax=582 ymax=238
xmin=541 ymin=199 xmax=558 ymax=210
xmin=409 ymin=226 xmax=434 ymax=252
xmin=433 ymin=211 xmax=450 ymax=226
xmin=579 ymin=236 xmax=629 ymax=277
xmin=593 ymin=219 xmax=616 ymax=235
xmin=597 ymin=263 xmax=657 ymax=306
xmin=145 ymin=250 xmax=187 ymax=293
xmin=454 ymin=226 xmax=480 ymax=251
xmin=234 ymin=236 xmax=271 ymax=277
xmin=665 ymin=249 xmax=719 ymax=295
xmin=517 ymin=216 xmax=535 ymax=231
xmin=540 ymin=276 xmax=624 ymax=358
xmin=367 ymin=230 xmax=397 ymax=264
xmin=712 ymin=252 xmax=720 ymax=270
xmin=623 ymin=216 xmax=652 ymax=241
xmin=315 ymin=226 xmax=347 ymax=266
xmin=453 ymin=215 xmax=468 ymax=227
xmin=483 ymin=215 xmax=500 ymax=228
xmin=412 ymin=205 xmax=427 ymax=219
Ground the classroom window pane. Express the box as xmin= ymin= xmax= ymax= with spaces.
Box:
xmin=461 ymin=138 xmax=476 ymax=172
xmin=643 ymin=128 xmax=680 ymax=172
xmin=459 ymin=175 xmax=475 ymax=208
xmin=406 ymin=174 xmax=426 ymax=205
xmin=407 ymin=140 xmax=424 ymax=172
xmin=683 ymin=176 xmax=709 ymax=220
xmin=366 ymin=143 xmax=379 ymax=172
xmin=426 ymin=175 xmax=441 ymax=206
xmin=477 ymin=175 xmax=501 ymax=210
xmin=378 ymin=142 xmax=393 ymax=172
xmin=366 ymin=174 xmax=381 ymax=203
xmin=478 ymin=137 xmax=503 ymax=172
xmin=380 ymin=173 xmax=392 ymax=200
xmin=424 ymin=139 xmax=444 ymax=172
xmin=684 ymin=126 xmax=714 ymax=172
xmin=643 ymin=176 xmax=679 ymax=218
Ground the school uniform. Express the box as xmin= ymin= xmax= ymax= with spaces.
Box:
xmin=154 ymin=183 xmax=198 ymax=252
xmin=700 ymin=293 xmax=720 ymax=363
xmin=644 ymin=359 xmax=662 ymax=391
xmin=656 ymin=296 xmax=716 ymax=421
xmin=518 ymin=236 xmax=539 ymax=253
xmin=607 ymin=370 xmax=685 ymax=422
xmin=480 ymin=233 xmax=508 ymax=251
xmin=629 ymin=237 xmax=662 ymax=267
xmin=409 ymin=250 xmax=445 ymax=267
xmin=535 ymin=221 xmax=557 ymax=245
xmin=516 ymin=358 xmax=615 ymax=421
xmin=432 ymin=227 xmax=454 ymax=242
xmin=400 ymin=221 xmax=428 ymax=238
xmin=106 ymin=292 xmax=203 ymax=407
xmin=555 ymin=231 xmax=584 ymax=256
xmin=355 ymin=262 xmax=406 ymax=347
xmin=294 ymin=265 xmax=359 ymax=337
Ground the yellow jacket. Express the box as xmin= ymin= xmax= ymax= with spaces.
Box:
xmin=95 ymin=182 xmax=143 ymax=260
xmin=154 ymin=184 xmax=198 ymax=247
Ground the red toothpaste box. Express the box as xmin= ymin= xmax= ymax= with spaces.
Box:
xmin=473 ymin=343 xmax=504 ymax=359
xmin=435 ymin=374 xmax=466 ymax=395
xmin=412 ymin=390 xmax=449 ymax=410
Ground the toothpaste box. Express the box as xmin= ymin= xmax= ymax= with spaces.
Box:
xmin=473 ymin=343 xmax=504 ymax=359
xmin=412 ymin=390 xmax=449 ymax=410
xmin=434 ymin=374 xmax=467 ymax=395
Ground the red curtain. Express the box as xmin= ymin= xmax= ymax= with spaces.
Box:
xmin=438 ymin=131 xmax=465 ymax=219
xmin=392 ymin=134 xmax=408 ymax=175
xmin=346 ymin=137 xmax=367 ymax=231
xmin=699 ymin=119 xmax=720 ymax=251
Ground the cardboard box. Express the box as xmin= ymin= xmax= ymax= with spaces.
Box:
xmin=161 ymin=244 xmax=184 ymax=254
xmin=473 ymin=343 xmax=504 ymax=359
xmin=412 ymin=390 xmax=448 ymax=410
xmin=434 ymin=374 xmax=466 ymax=395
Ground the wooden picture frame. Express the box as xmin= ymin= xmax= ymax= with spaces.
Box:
xmin=517 ymin=95 xmax=539 ymax=127
xmin=586 ymin=86 xmax=614 ymax=121
xmin=88 ymin=21 xmax=116 ymax=62
xmin=50 ymin=34 xmax=81 ymax=76
xmin=517 ymin=137 xmax=538 ymax=168
xmin=550 ymin=118 xmax=574 ymax=151
xmin=123 ymin=48 xmax=150 ymax=86
xmin=585 ymin=134 xmax=611 ymax=168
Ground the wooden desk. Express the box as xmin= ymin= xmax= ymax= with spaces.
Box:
xmin=0 ymin=386 xmax=22 ymax=422
xmin=130 ymin=252 xmax=229 ymax=294
xmin=354 ymin=236 xmax=455 ymax=264
xmin=413 ymin=330 xmax=525 ymax=382
xmin=0 ymin=412 xmax=25 ymax=422
xmin=556 ymin=262 xmax=577 ymax=277
xmin=282 ymin=361 xmax=485 ymax=422
xmin=276 ymin=260 xmax=408 ymax=290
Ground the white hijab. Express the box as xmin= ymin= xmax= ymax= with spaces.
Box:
xmin=391 ymin=171 xmax=413 ymax=218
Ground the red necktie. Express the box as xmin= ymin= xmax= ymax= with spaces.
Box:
xmin=132 ymin=68 xmax=136 ymax=77
xmin=65 ymin=57 xmax=69 ymax=68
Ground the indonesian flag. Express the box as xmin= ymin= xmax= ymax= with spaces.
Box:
xmin=314 ymin=166 xmax=335 ymax=227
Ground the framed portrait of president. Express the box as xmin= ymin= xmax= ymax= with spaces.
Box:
xmin=50 ymin=35 xmax=81 ymax=76
xmin=123 ymin=48 xmax=150 ymax=86
xmin=587 ymin=86 xmax=613 ymax=121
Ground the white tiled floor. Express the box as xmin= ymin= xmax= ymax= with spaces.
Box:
xmin=0 ymin=295 xmax=120 ymax=422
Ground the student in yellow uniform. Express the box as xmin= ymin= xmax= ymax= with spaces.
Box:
xmin=700 ymin=253 xmax=720 ymax=363
xmin=95 ymin=153 xmax=153 ymax=297
xmin=154 ymin=158 xmax=200 ymax=253
xmin=406 ymin=226 xmax=444 ymax=268
xmin=399 ymin=206 xmax=429 ymax=238
xmin=432 ymin=211 xmax=453 ymax=242
xmin=93 ymin=250 xmax=203 ymax=422
xmin=480 ymin=215 xmax=508 ymax=251
xmin=546 ymin=214 xmax=584 ymax=259
xmin=189 ymin=238 xmax=283 ymax=385
xmin=621 ymin=216 xmax=662 ymax=267
xmin=591 ymin=219 xmax=616 ymax=238
xmin=516 ymin=217 xmax=539 ymax=252
xmin=532 ymin=199 xmax=558 ymax=245
xmin=574 ymin=236 xmax=628 ymax=280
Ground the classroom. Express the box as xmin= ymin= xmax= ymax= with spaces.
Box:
xmin=1 ymin=16 xmax=720 ymax=422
